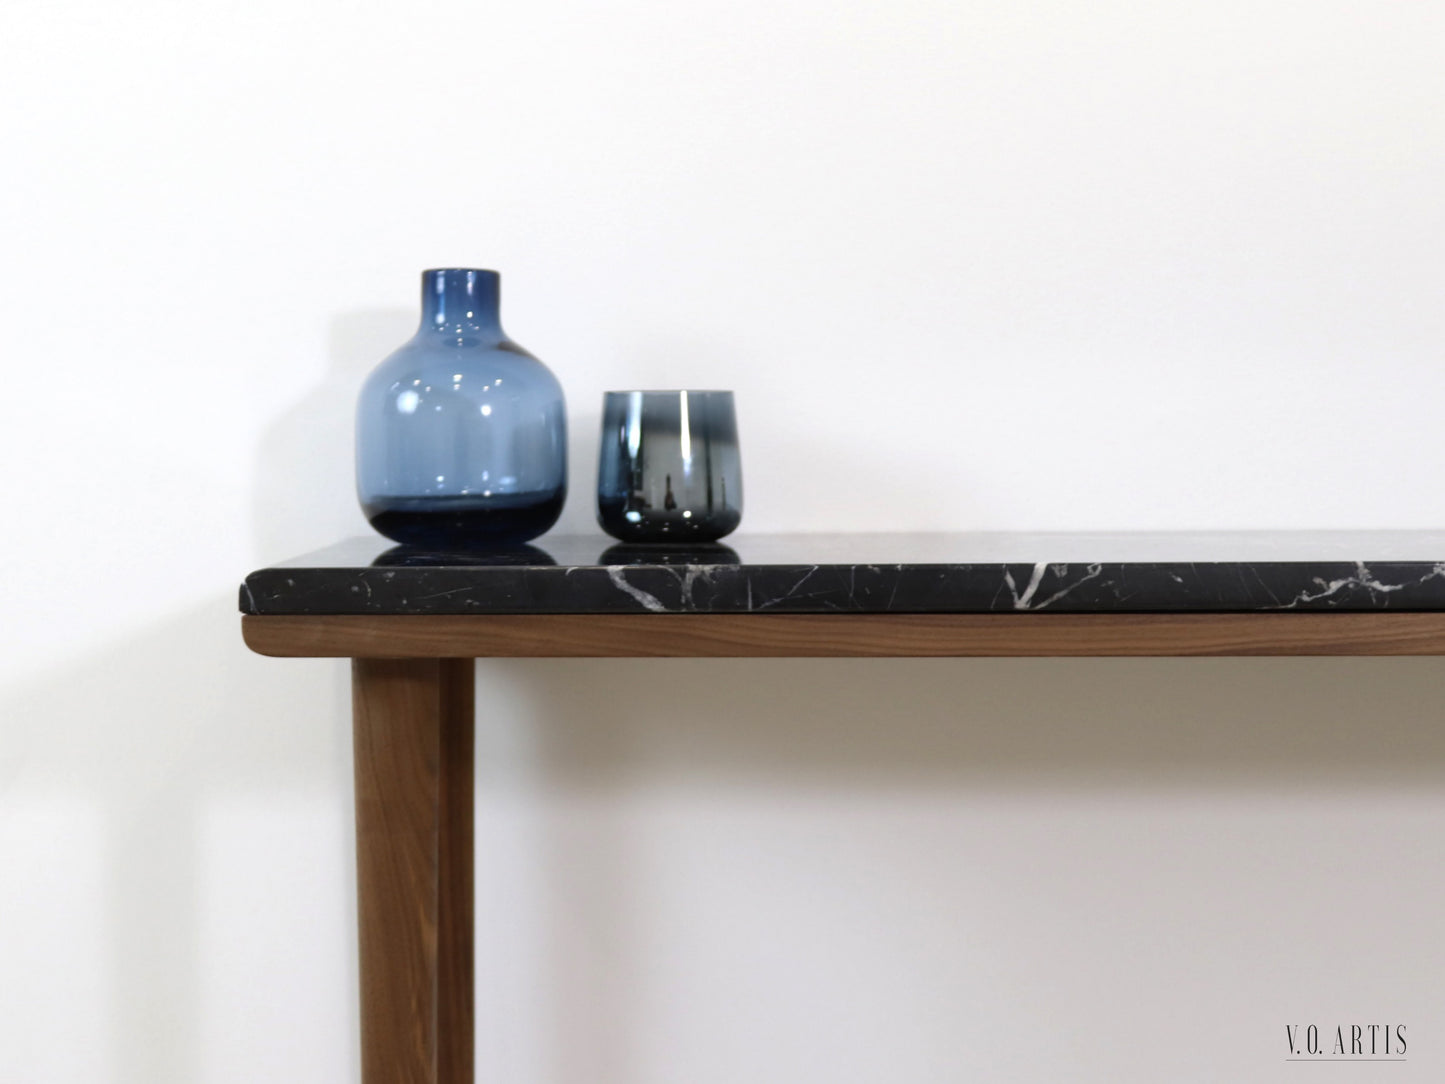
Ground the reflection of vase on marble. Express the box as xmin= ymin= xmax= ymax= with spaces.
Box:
xmin=356 ymin=269 xmax=567 ymax=547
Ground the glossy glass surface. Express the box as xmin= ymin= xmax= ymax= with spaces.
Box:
xmin=356 ymin=270 xmax=567 ymax=546
xmin=597 ymin=390 xmax=742 ymax=543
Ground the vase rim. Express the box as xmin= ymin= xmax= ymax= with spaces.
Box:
xmin=422 ymin=267 xmax=500 ymax=277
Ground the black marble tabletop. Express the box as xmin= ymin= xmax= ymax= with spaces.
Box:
xmin=240 ymin=532 xmax=1445 ymax=616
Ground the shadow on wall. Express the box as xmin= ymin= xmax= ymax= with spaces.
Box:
xmin=504 ymin=656 xmax=1445 ymax=789
xmin=475 ymin=655 xmax=1445 ymax=1084
xmin=1 ymin=599 xmax=353 ymax=1084
xmin=251 ymin=310 xmax=414 ymax=561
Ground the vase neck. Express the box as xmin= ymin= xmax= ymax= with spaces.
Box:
xmin=419 ymin=269 xmax=502 ymax=336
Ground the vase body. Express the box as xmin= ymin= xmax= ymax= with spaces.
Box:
xmin=356 ymin=269 xmax=567 ymax=547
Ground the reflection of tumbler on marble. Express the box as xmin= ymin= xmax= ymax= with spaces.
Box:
xmin=597 ymin=391 xmax=742 ymax=543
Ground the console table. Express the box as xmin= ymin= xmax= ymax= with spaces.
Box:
xmin=240 ymin=531 xmax=1445 ymax=1084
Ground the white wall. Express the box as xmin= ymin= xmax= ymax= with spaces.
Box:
xmin=3 ymin=2 xmax=1444 ymax=1080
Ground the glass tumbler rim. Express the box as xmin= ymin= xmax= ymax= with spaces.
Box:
xmin=601 ymin=396 xmax=734 ymax=404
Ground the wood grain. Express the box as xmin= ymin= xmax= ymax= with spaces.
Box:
xmin=352 ymin=659 xmax=473 ymax=1084
xmin=248 ymin=612 xmax=1445 ymax=658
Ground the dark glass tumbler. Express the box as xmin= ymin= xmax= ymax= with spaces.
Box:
xmin=597 ymin=391 xmax=742 ymax=543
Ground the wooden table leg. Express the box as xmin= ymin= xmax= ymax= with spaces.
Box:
xmin=352 ymin=658 xmax=474 ymax=1084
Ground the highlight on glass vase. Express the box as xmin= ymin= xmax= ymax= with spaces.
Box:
xmin=356 ymin=269 xmax=567 ymax=548
xmin=597 ymin=389 xmax=742 ymax=543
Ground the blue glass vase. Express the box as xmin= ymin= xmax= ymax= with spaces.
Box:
xmin=356 ymin=269 xmax=567 ymax=547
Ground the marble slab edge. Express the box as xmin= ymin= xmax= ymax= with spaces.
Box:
xmin=240 ymin=560 xmax=1445 ymax=615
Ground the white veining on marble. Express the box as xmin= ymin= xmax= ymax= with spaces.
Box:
xmin=1004 ymin=564 xmax=1046 ymax=609
xmin=1003 ymin=562 xmax=1105 ymax=611
xmin=1273 ymin=560 xmax=1445 ymax=609
xmin=756 ymin=566 xmax=823 ymax=610
xmin=409 ymin=586 xmax=477 ymax=602
xmin=605 ymin=566 xmax=667 ymax=612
